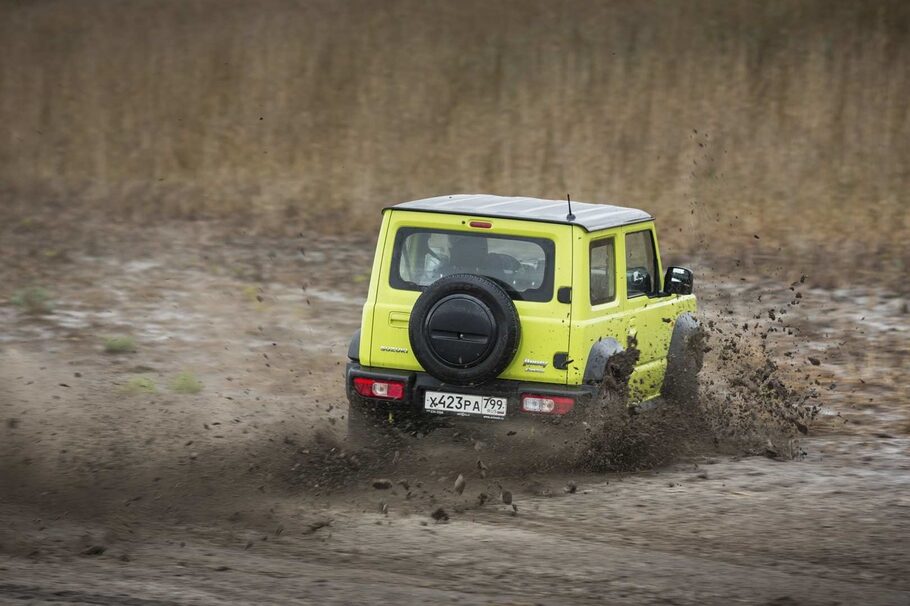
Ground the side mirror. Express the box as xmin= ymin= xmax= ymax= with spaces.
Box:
xmin=664 ymin=266 xmax=694 ymax=295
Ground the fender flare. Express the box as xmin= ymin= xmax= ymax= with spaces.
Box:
xmin=347 ymin=328 xmax=361 ymax=361
xmin=582 ymin=337 xmax=624 ymax=384
xmin=664 ymin=312 xmax=703 ymax=382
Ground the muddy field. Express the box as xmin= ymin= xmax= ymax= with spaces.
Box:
xmin=1 ymin=218 xmax=909 ymax=605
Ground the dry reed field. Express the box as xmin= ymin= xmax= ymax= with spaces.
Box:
xmin=1 ymin=0 xmax=908 ymax=284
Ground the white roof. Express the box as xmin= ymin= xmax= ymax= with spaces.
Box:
xmin=387 ymin=194 xmax=652 ymax=232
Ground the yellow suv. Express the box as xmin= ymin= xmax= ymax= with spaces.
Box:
xmin=346 ymin=194 xmax=702 ymax=441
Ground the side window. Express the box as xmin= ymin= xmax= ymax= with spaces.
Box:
xmin=589 ymin=238 xmax=616 ymax=305
xmin=625 ymin=230 xmax=658 ymax=297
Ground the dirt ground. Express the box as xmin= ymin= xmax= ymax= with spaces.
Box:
xmin=1 ymin=218 xmax=909 ymax=605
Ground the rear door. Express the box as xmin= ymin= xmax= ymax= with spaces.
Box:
xmin=366 ymin=210 xmax=573 ymax=385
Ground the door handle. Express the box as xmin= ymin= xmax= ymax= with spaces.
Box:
xmin=388 ymin=312 xmax=410 ymax=328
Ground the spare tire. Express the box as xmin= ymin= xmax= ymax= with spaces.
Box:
xmin=409 ymin=274 xmax=520 ymax=386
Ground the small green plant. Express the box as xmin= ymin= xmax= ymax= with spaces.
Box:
xmin=242 ymin=285 xmax=265 ymax=306
xmin=11 ymin=287 xmax=53 ymax=315
xmin=123 ymin=376 xmax=157 ymax=394
xmin=170 ymin=371 xmax=202 ymax=394
xmin=103 ymin=335 xmax=137 ymax=354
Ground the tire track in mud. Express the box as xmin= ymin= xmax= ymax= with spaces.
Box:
xmin=0 ymin=584 xmax=180 ymax=606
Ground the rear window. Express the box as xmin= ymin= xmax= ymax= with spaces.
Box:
xmin=390 ymin=227 xmax=554 ymax=302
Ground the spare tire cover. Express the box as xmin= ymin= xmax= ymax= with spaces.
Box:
xmin=408 ymin=274 xmax=521 ymax=386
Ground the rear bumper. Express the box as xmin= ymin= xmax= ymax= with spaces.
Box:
xmin=346 ymin=362 xmax=598 ymax=422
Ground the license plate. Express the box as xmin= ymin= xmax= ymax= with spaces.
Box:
xmin=424 ymin=391 xmax=507 ymax=419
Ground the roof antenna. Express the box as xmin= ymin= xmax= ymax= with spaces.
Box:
xmin=566 ymin=193 xmax=575 ymax=222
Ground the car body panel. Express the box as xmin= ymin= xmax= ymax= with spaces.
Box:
xmin=357 ymin=199 xmax=697 ymax=405
xmin=361 ymin=209 xmax=574 ymax=385
xmin=565 ymin=221 xmax=696 ymax=400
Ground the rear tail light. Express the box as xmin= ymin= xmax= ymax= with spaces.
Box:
xmin=521 ymin=394 xmax=574 ymax=415
xmin=353 ymin=377 xmax=405 ymax=400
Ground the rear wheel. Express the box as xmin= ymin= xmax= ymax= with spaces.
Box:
xmin=575 ymin=352 xmax=636 ymax=467
xmin=582 ymin=373 xmax=632 ymax=435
